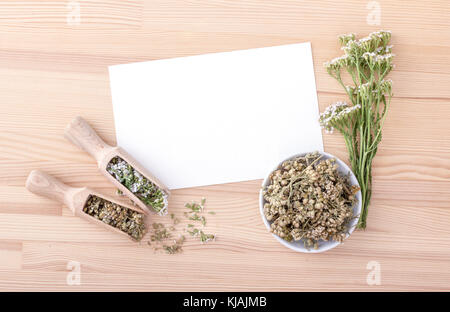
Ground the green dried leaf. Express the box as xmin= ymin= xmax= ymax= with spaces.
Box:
xmin=106 ymin=156 xmax=168 ymax=215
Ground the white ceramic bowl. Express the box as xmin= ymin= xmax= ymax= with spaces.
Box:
xmin=259 ymin=151 xmax=362 ymax=253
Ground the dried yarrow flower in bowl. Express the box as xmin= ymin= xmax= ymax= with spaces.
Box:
xmin=259 ymin=151 xmax=361 ymax=253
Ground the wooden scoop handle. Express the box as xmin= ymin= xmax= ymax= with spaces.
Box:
xmin=64 ymin=116 xmax=112 ymax=164
xmin=26 ymin=170 xmax=73 ymax=207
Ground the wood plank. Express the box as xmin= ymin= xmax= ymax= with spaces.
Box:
xmin=0 ymin=242 xmax=22 ymax=270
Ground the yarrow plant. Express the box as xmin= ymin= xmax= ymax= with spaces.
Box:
xmin=320 ymin=31 xmax=394 ymax=229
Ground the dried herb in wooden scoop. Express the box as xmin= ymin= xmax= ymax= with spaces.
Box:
xmin=107 ymin=156 xmax=167 ymax=215
xmin=26 ymin=170 xmax=147 ymax=241
xmin=84 ymin=194 xmax=146 ymax=241
xmin=64 ymin=116 xmax=169 ymax=215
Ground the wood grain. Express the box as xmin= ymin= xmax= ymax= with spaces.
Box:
xmin=0 ymin=0 xmax=449 ymax=291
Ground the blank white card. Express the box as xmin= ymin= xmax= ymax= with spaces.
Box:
xmin=109 ymin=42 xmax=323 ymax=189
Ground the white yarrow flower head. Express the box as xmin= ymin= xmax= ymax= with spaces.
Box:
xmin=346 ymin=85 xmax=355 ymax=95
xmin=342 ymin=39 xmax=362 ymax=56
xmin=358 ymin=36 xmax=377 ymax=52
xmin=376 ymin=45 xmax=393 ymax=54
xmin=339 ymin=33 xmax=356 ymax=46
xmin=324 ymin=55 xmax=346 ymax=71
xmin=374 ymin=53 xmax=395 ymax=70
xmin=362 ymin=52 xmax=377 ymax=67
xmin=358 ymin=81 xmax=375 ymax=98
xmin=319 ymin=101 xmax=361 ymax=133
xmin=369 ymin=30 xmax=392 ymax=48
xmin=380 ymin=79 xmax=393 ymax=95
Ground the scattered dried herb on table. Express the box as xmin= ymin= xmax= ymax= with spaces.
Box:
xmin=262 ymin=152 xmax=359 ymax=250
xmin=184 ymin=198 xmax=216 ymax=243
xmin=150 ymin=222 xmax=171 ymax=242
xmin=147 ymin=197 xmax=216 ymax=254
xmin=83 ymin=195 xmax=146 ymax=241
xmin=163 ymin=236 xmax=185 ymax=254
xmin=148 ymin=222 xmax=185 ymax=254
xmin=107 ymin=156 xmax=168 ymax=215
xmin=187 ymin=227 xmax=216 ymax=243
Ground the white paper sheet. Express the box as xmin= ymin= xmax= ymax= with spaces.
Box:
xmin=109 ymin=42 xmax=323 ymax=189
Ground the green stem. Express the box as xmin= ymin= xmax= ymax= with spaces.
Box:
xmin=324 ymin=32 xmax=393 ymax=229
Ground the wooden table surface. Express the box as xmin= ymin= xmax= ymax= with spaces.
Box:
xmin=1 ymin=0 xmax=449 ymax=291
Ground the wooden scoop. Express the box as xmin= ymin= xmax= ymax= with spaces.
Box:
xmin=25 ymin=170 xmax=147 ymax=241
xmin=64 ymin=116 xmax=170 ymax=215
